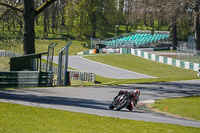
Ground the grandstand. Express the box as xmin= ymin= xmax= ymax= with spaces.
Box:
xmin=100 ymin=30 xmax=170 ymax=48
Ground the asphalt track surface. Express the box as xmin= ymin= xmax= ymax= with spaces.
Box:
xmin=0 ymin=80 xmax=200 ymax=128
xmin=45 ymin=56 xmax=156 ymax=79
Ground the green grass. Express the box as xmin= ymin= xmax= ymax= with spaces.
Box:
xmin=0 ymin=39 xmax=88 ymax=55
xmin=85 ymin=54 xmax=198 ymax=84
xmin=0 ymin=40 xmax=23 ymax=54
xmin=152 ymin=96 xmax=200 ymax=121
xmin=0 ymin=58 xmax=10 ymax=71
xmin=0 ymin=102 xmax=199 ymax=133
xmin=155 ymin=50 xmax=177 ymax=53
xmin=35 ymin=39 xmax=88 ymax=55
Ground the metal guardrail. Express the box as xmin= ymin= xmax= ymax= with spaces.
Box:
xmin=0 ymin=50 xmax=21 ymax=57
xmin=0 ymin=71 xmax=54 ymax=88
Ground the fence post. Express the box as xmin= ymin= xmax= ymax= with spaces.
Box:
xmin=46 ymin=42 xmax=57 ymax=72
xmin=57 ymin=51 xmax=63 ymax=86
xmin=64 ymin=41 xmax=72 ymax=86
xmin=57 ymin=41 xmax=72 ymax=86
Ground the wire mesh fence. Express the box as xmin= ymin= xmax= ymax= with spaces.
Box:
xmin=41 ymin=62 xmax=95 ymax=86
xmin=177 ymin=41 xmax=200 ymax=64
xmin=46 ymin=42 xmax=57 ymax=72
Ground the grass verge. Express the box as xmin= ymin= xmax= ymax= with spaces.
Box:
xmin=0 ymin=102 xmax=199 ymax=133
xmin=35 ymin=39 xmax=88 ymax=55
xmin=85 ymin=54 xmax=198 ymax=84
xmin=0 ymin=39 xmax=88 ymax=55
xmin=152 ymin=96 xmax=200 ymax=121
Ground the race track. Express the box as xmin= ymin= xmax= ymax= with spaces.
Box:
xmin=44 ymin=56 xmax=156 ymax=79
xmin=0 ymin=80 xmax=200 ymax=127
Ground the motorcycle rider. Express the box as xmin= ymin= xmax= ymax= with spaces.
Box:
xmin=114 ymin=89 xmax=140 ymax=111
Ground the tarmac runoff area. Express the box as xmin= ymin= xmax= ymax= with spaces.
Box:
xmin=68 ymin=56 xmax=156 ymax=79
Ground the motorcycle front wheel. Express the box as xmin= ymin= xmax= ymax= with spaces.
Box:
xmin=115 ymin=98 xmax=127 ymax=111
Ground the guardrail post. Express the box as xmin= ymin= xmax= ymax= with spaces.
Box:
xmin=57 ymin=41 xmax=72 ymax=86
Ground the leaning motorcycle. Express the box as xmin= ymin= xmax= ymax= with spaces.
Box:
xmin=109 ymin=91 xmax=139 ymax=111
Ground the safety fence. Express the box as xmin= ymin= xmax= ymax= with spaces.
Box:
xmin=69 ymin=70 xmax=95 ymax=83
xmin=176 ymin=47 xmax=200 ymax=64
xmin=0 ymin=71 xmax=54 ymax=88
xmin=41 ymin=63 xmax=95 ymax=85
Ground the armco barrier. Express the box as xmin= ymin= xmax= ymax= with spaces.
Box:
xmin=131 ymin=48 xmax=200 ymax=71
xmin=0 ymin=71 xmax=54 ymax=88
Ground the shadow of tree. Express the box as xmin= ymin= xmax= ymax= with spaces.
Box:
xmin=0 ymin=91 xmax=109 ymax=111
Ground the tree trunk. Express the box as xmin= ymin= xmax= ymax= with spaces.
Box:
xmin=194 ymin=11 xmax=200 ymax=50
xmin=91 ymin=12 xmax=97 ymax=38
xmin=18 ymin=20 xmax=23 ymax=35
xmin=43 ymin=0 xmax=48 ymax=38
xmin=7 ymin=19 xmax=10 ymax=33
xmin=51 ymin=4 xmax=56 ymax=34
xmin=61 ymin=13 xmax=65 ymax=26
xmin=157 ymin=19 xmax=160 ymax=30
xmin=2 ymin=20 xmax=5 ymax=36
xmin=129 ymin=25 xmax=133 ymax=32
xmin=13 ymin=19 xmax=15 ymax=34
xmin=35 ymin=0 xmax=39 ymax=24
xmin=126 ymin=24 xmax=129 ymax=33
xmin=172 ymin=22 xmax=177 ymax=50
xmin=151 ymin=20 xmax=154 ymax=34
xmin=23 ymin=0 xmax=35 ymax=54
xmin=43 ymin=10 xmax=48 ymax=38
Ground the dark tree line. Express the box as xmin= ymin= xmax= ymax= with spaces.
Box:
xmin=1 ymin=0 xmax=200 ymax=54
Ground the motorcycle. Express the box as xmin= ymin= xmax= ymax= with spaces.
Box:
xmin=109 ymin=90 xmax=140 ymax=111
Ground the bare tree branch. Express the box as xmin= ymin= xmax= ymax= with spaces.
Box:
xmin=0 ymin=2 xmax=23 ymax=13
xmin=35 ymin=0 xmax=57 ymax=16
xmin=0 ymin=9 xmax=11 ymax=20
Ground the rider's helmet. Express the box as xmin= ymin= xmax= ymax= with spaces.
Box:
xmin=134 ymin=89 xmax=140 ymax=97
xmin=198 ymin=68 xmax=200 ymax=77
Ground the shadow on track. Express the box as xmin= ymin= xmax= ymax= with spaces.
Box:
xmin=0 ymin=91 xmax=109 ymax=111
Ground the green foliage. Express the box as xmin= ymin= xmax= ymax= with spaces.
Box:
xmin=153 ymin=96 xmax=200 ymax=121
xmin=0 ymin=102 xmax=199 ymax=133
xmin=65 ymin=0 xmax=120 ymax=38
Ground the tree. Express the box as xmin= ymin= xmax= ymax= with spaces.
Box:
xmin=65 ymin=0 xmax=119 ymax=38
xmin=0 ymin=0 xmax=58 ymax=55
xmin=186 ymin=0 xmax=200 ymax=50
xmin=129 ymin=0 xmax=189 ymax=50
